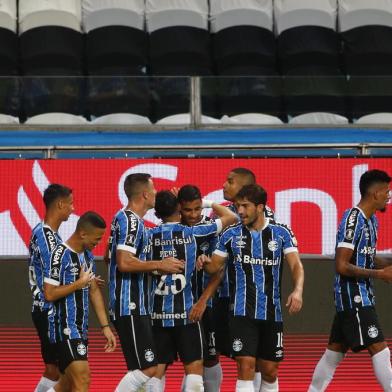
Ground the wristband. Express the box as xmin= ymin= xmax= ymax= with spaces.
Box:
xmin=202 ymin=199 xmax=214 ymax=208
xmin=101 ymin=324 xmax=110 ymax=329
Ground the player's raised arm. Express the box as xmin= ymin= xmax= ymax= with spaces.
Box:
xmin=205 ymin=200 xmax=238 ymax=230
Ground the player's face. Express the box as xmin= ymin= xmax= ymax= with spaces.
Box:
xmin=180 ymin=199 xmax=203 ymax=226
xmin=223 ymin=172 xmax=246 ymax=201
xmin=82 ymin=227 xmax=105 ymax=251
xmin=144 ymin=179 xmax=157 ymax=209
xmin=374 ymin=182 xmax=391 ymax=212
xmin=237 ymin=198 xmax=263 ymax=227
xmin=59 ymin=194 xmax=74 ymax=221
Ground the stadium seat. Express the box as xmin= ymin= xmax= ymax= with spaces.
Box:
xmin=146 ymin=0 xmax=211 ymax=75
xmin=216 ymin=69 xmax=284 ymax=120
xmin=210 ymin=0 xmax=276 ymax=74
xmin=289 ymin=112 xmax=349 ymax=125
xmin=0 ymin=77 xmax=20 ymax=119
xmin=348 ymin=75 xmax=392 ymax=120
xmin=0 ymin=114 xmax=19 ymax=124
xmin=87 ymin=75 xmax=151 ymax=120
xmin=155 ymin=114 xmax=220 ymax=125
xmin=355 ymin=113 xmax=392 ymax=124
xmin=25 ymin=113 xmax=88 ymax=125
xmin=91 ymin=113 xmax=152 ymax=125
xmin=220 ymin=113 xmax=284 ymax=125
xmin=19 ymin=0 xmax=83 ymax=74
xmin=83 ymin=0 xmax=148 ymax=75
xmin=275 ymin=0 xmax=340 ymax=73
xmin=0 ymin=1 xmax=18 ymax=74
xmin=22 ymin=73 xmax=86 ymax=120
xmin=284 ymin=67 xmax=348 ymax=119
xmin=339 ymin=0 xmax=392 ymax=75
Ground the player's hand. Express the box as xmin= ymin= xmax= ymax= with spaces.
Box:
xmin=158 ymin=257 xmax=184 ymax=274
xmin=94 ymin=275 xmax=105 ymax=288
xmin=379 ymin=265 xmax=392 ymax=282
xmin=170 ymin=187 xmax=179 ymax=197
xmin=196 ymin=254 xmax=211 ymax=271
xmin=189 ymin=300 xmax=207 ymax=322
xmin=286 ymin=289 xmax=303 ymax=315
xmin=78 ymin=265 xmax=95 ymax=289
xmin=102 ymin=326 xmax=116 ymax=353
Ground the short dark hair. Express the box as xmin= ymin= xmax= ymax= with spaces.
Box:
xmin=124 ymin=173 xmax=151 ymax=200
xmin=43 ymin=184 xmax=72 ymax=209
xmin=359 ymin=169 xmax=391 ymax=197
xmin=76 ymin=211 xmax=106 ymax=231
xmin=178 ymin=185 xmax=202 ymax=203
xmin=236 ymin=184 xmax=267 ymax=206
xmin=231 ymin=168 xmax=256 ymax=185
xmin=155 ymin=191 xmax=179 ymax=220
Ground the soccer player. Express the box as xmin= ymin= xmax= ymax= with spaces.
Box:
xmin=108 ymin=173 xmax=184 ymax=392
xmin=145 ymin=190 xmax=237 ymax=392
xmin=308 ymin=169 xmax=392 ymax=392
xmin=178 ymin=184 xmax=224 ymax=391
xmin=29 ymin=184 xmax=73 ymax=392
xmin=44 ymin=211 xmax=116 ymax=392
xmin=202 ymin=184 xmax=304 ymax=392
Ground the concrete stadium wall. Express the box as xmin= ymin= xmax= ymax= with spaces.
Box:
xmin=1 ymin=259 xmax=391 ymax=334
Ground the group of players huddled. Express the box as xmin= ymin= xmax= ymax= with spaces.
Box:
xmin=29 ymin=167 xmax=392 ymax=392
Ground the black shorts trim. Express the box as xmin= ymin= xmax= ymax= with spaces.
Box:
xmin=32 ymin=310 xmax=58 ymax=365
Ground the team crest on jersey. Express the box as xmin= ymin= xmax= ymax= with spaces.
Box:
xmin=145 ymin=349 xmax=155 ymax=362
xmin=129 ymin=302 xmax=136 ymax=310
xmin=63 ymin=328 xmax=71 ymax=335
xmin=268 ymin=240 xmax=278 ymax=251
xmin=232 ymin=338 xmax=243 ymax=352
xmin=77 ymin=343 xmax=87 ymax=356
xmin=200 ymin=241 xmax=210 ymax=253
xmin=368 ymin=325 xmax=379 ymax=339
xmin=354 ymin=295 xmax=362 ymax=304
xmin=345 ymin=229 xmax=354 ymax=240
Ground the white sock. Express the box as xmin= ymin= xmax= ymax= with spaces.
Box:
xmin=161 ymin=375 xmax=166 ymax=391
xmin=184 ymin=374 xmax=204 ymax=392
xmin=145 ymin=376 xmax=162 ymax=392
xmin=308 ymin=349 xmax=344 ymax=392
xmin=372 ymin=347 xmax=392 ymax=392
xmin=204 ymin=363 xmax=223 ymax=392
xmin=261 ymin=378 xmax=279 ymax=391
xmin=115 ymin=369 xmax=150 ymax=392
xmin=34 ymin=377 xmax=57 ymax=392
xmin=253 ymin=372 xmax=261 ymax=391
xmin=236 ymin=380 xmax=254 ymax=392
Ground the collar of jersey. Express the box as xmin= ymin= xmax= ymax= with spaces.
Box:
xmin=355 ymin=206 xmax=369 ymax=220
xmin=246 ymin=217 xmax=270 ymax=232
xmin=123 ymin=208 xmax=141 ymax=219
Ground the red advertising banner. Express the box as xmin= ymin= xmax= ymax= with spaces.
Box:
xmin=1 ymin=158 xmax=391 ymax=256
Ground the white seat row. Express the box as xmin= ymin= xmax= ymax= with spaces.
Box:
xmin=0 ymin=1 xmax=389 ymax=35
xmin=4 ymin=112 xmax=392 ymax=125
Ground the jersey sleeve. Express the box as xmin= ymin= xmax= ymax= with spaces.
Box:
xmin=116 ymin=212 xmax=143 ymax=255
xmin=337 ymin=208 xmax=362 ymax=250
xmin=280 ymin=225 xmax=299 ymax=255
xmin=192 ymin=220 xmax=222 ymax=237
xmin=213 ymin=228 xmax=232 ymax=258
xmin=44 ymin=244 xmax=68 ymax=286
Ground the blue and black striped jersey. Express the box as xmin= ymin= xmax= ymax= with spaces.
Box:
xmin=214 ymin=219 xmax=297 ymax=322
xmin=45 ymin=244 xmax=95 ymax=342
xmin=147 ymin=220 xmax=222 ymax=327
xmin=334 ymin=207 xmax=378 ymax=312
xmin=108 ymin=209 xmax=150 ymax=320
xmin=217 ymin=203 xmax=276 ymax=299
xmin=29 ymin=223 xmax=62 ymax=312
xmin=189 ymin=215 xmax=218 ymax=308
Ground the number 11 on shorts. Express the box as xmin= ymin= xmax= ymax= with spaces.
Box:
xmin=276 ymin=332 xmax=283 ymax=348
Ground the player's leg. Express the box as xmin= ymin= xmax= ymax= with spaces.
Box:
xmin=178 ymin=322 xmax=205 ymax=391
xmin=230 ymin=316 xmax=258 ymax=392
xmin=256 ymin=321 xmax=284 ymax=392
xmin=145 ymin=364 xmax=167 ymax=392
xmin=64 ymin=361 xmax=90 ymax=392
xmin=32 ymin=310 xmax=60 ymax=392
xmin=203 ymin=307 xmax=222 ymax=392
xmin=113 ymin=315 xmax=158 ymax=391
xmin=308 ymin=313 xmax=347 ymax=392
